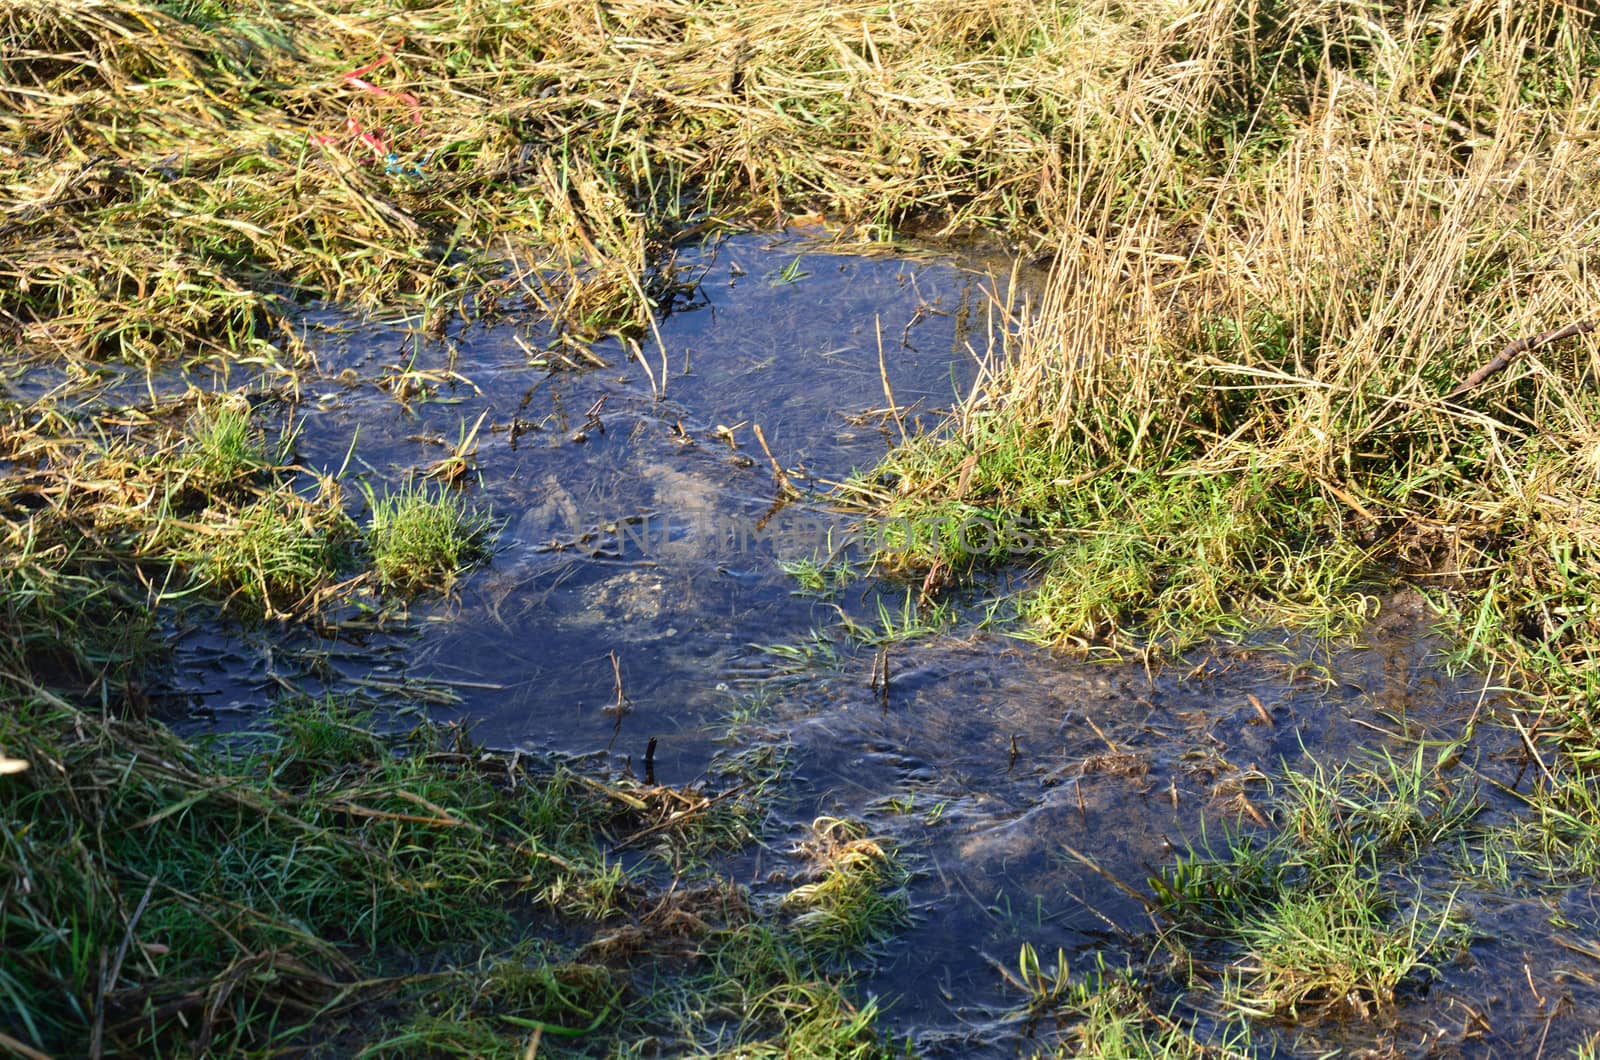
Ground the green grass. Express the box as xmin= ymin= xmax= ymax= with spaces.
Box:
xmin=356 ymin=947 xmax=621 ymax=1057
xmin=0 ymin=694 xmax=618 ymax=1054
xmin=1496 ymin=770 xmax=1600 ymax=883
xmin=1144 ymin=750 xmax=1472 ymax=1022
xmin=863 ymin=410 xmax=1378 ymax=651
xmin=1013 ymin=744 xmax=1482 ymax=1051
xmin=0 ymin=692 xmax=906 ymax=1056
xmin=363 ymin=479 xmax=495 ymax=593
xmin=686 ymin=922 xmax=899 ymax=1059
xmin=782 ymin=816 xmax=911 ymax=961
xmin=181 ymin=399 xmax=275 ymax=487
xmin=778 ymin=549 xmax=860 ymax=600
xmin=1222 ymin=858 xmax=1441 ymax=1019
xmin=189 ymin=489 xmax=355 ymax=615
xmin=1016 ymin=948 xmax=1248 ymax=1059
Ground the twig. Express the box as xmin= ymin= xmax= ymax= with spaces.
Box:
xmin=583 ymin=394 xmax=607 ymax=434
xmin=1525 ymin=961 xmax=1546 ymax=1009
xmin=98 ymin=876 xmax=158 ymax=1057
xmin=751 ymin=423 xmax=799 ymax=498
xmin=1446 ymin=320 xmax=1595 ymax=399
xmin=876 ymin=315 xmax=908 ymax=444
xmin=623 ymin=337 xmax=659 ymax=400
xmin=879 ymin=664 xmax=889 ymax=711
xmin=604 ymin=650 xmax=631 ymax=750
xmin=1510 ymin=710 xmax=1557 ymax=789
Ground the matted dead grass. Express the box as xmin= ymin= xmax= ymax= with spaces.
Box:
xmin=0 ymin=0 xmax=1152 ymax=371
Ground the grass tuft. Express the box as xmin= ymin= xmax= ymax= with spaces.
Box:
xmin=1147 ymin=750 xmax=1472 ymax=1020
xmin=782 ymin=816 xmax=910 ymax=959
xmin=363 ymin=479 xmax=495 ymax=593
xmin=182 ymin=399 xmax=274 ymax=486
xmin=188 ymin=488 xmax=355 ymax=615
xmin=0 ymin=693 xmax=621 ymax=1054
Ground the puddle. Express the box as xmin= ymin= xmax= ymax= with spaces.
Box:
xmin=270 ymin=233 xmax=995 ymax=770
xmin=740 ymin=601 xmax=1563 ymax=1056
xmin=83 ymin=232 xmax=1600 ymax=1054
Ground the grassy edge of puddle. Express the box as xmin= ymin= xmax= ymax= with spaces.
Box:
xmin=7 ymin=0 xmax=1600 ymax=1055
xmin=0 ymin=399 xmax=910 ymax=1056
xmin=848 ymin=0 xmax=1600 ymax=1043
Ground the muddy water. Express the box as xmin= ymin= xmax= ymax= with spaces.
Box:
xmin=165 ymin=234 xmax=1600 ymax=1055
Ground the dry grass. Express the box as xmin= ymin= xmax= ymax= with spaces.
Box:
xmin=6 ymin=0 xmax=1588 ymax=684
xmin=866 ymin=1 xmax=1600 ymax=690
xmin=0 ymin=0 xmax=1151 ymax=372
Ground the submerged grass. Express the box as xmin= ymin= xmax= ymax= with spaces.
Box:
xmin=782 ymin=816 xmax=910 ymax=960
xmin=1015 ymin=948 xmax=1250 ymax=1058
xmin=1014 ymin=746 xmax=1481 ymax=1052
xmin=1155 ymin=751 xmax=1474 ymax=1020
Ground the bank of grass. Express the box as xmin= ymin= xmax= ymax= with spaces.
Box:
xmin=1 ymin=0 xmax=1155 ymax=372
xmin=0 ymin=692 xmax=616 ymax=1053
xmin=5 ymin=394 xmax=350 ymax=619
xmin=0 ymin=688 xmax=905 ymax=1056
xmin=851 ymin=3 xmax=1600 ymax=712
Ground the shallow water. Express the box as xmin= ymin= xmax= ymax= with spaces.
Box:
xmin=748 ymin=609 xmax=1559 ymax=1057
xmin=275 ymin=233 xmax=996 ymax=771
xmin=147 ymin=233 xmax=1600 ymax=1055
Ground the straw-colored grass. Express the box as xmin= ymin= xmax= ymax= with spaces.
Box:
xmin=1 ymin=0 xmax=1122 ymax=371
xmin=859 ymin=1 xmax=1600 ymax=708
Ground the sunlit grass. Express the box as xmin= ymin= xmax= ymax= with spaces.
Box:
xmin=783 ymin=816 xmax=910 ymax=959
xmin=0 ymin=695 xmax=621 ymax=1053
xmin=5 ymin=0 xmax=1600 ymax=1053
xmin=190 ymin=490 xmax=354 ymax=615
xmin=1147 ymin=751 xmax=1471 ymax=1021
xmin=182 ymin=400 xmax=273 ymax=486
xmin=364 ymin=480 xmax=495 ymax=593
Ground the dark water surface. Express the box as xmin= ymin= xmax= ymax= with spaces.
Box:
xmin=145 ymin=234 xmax=1600 ymax=1055
xmin=279 ymin=233 xmax=996 ymax=769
